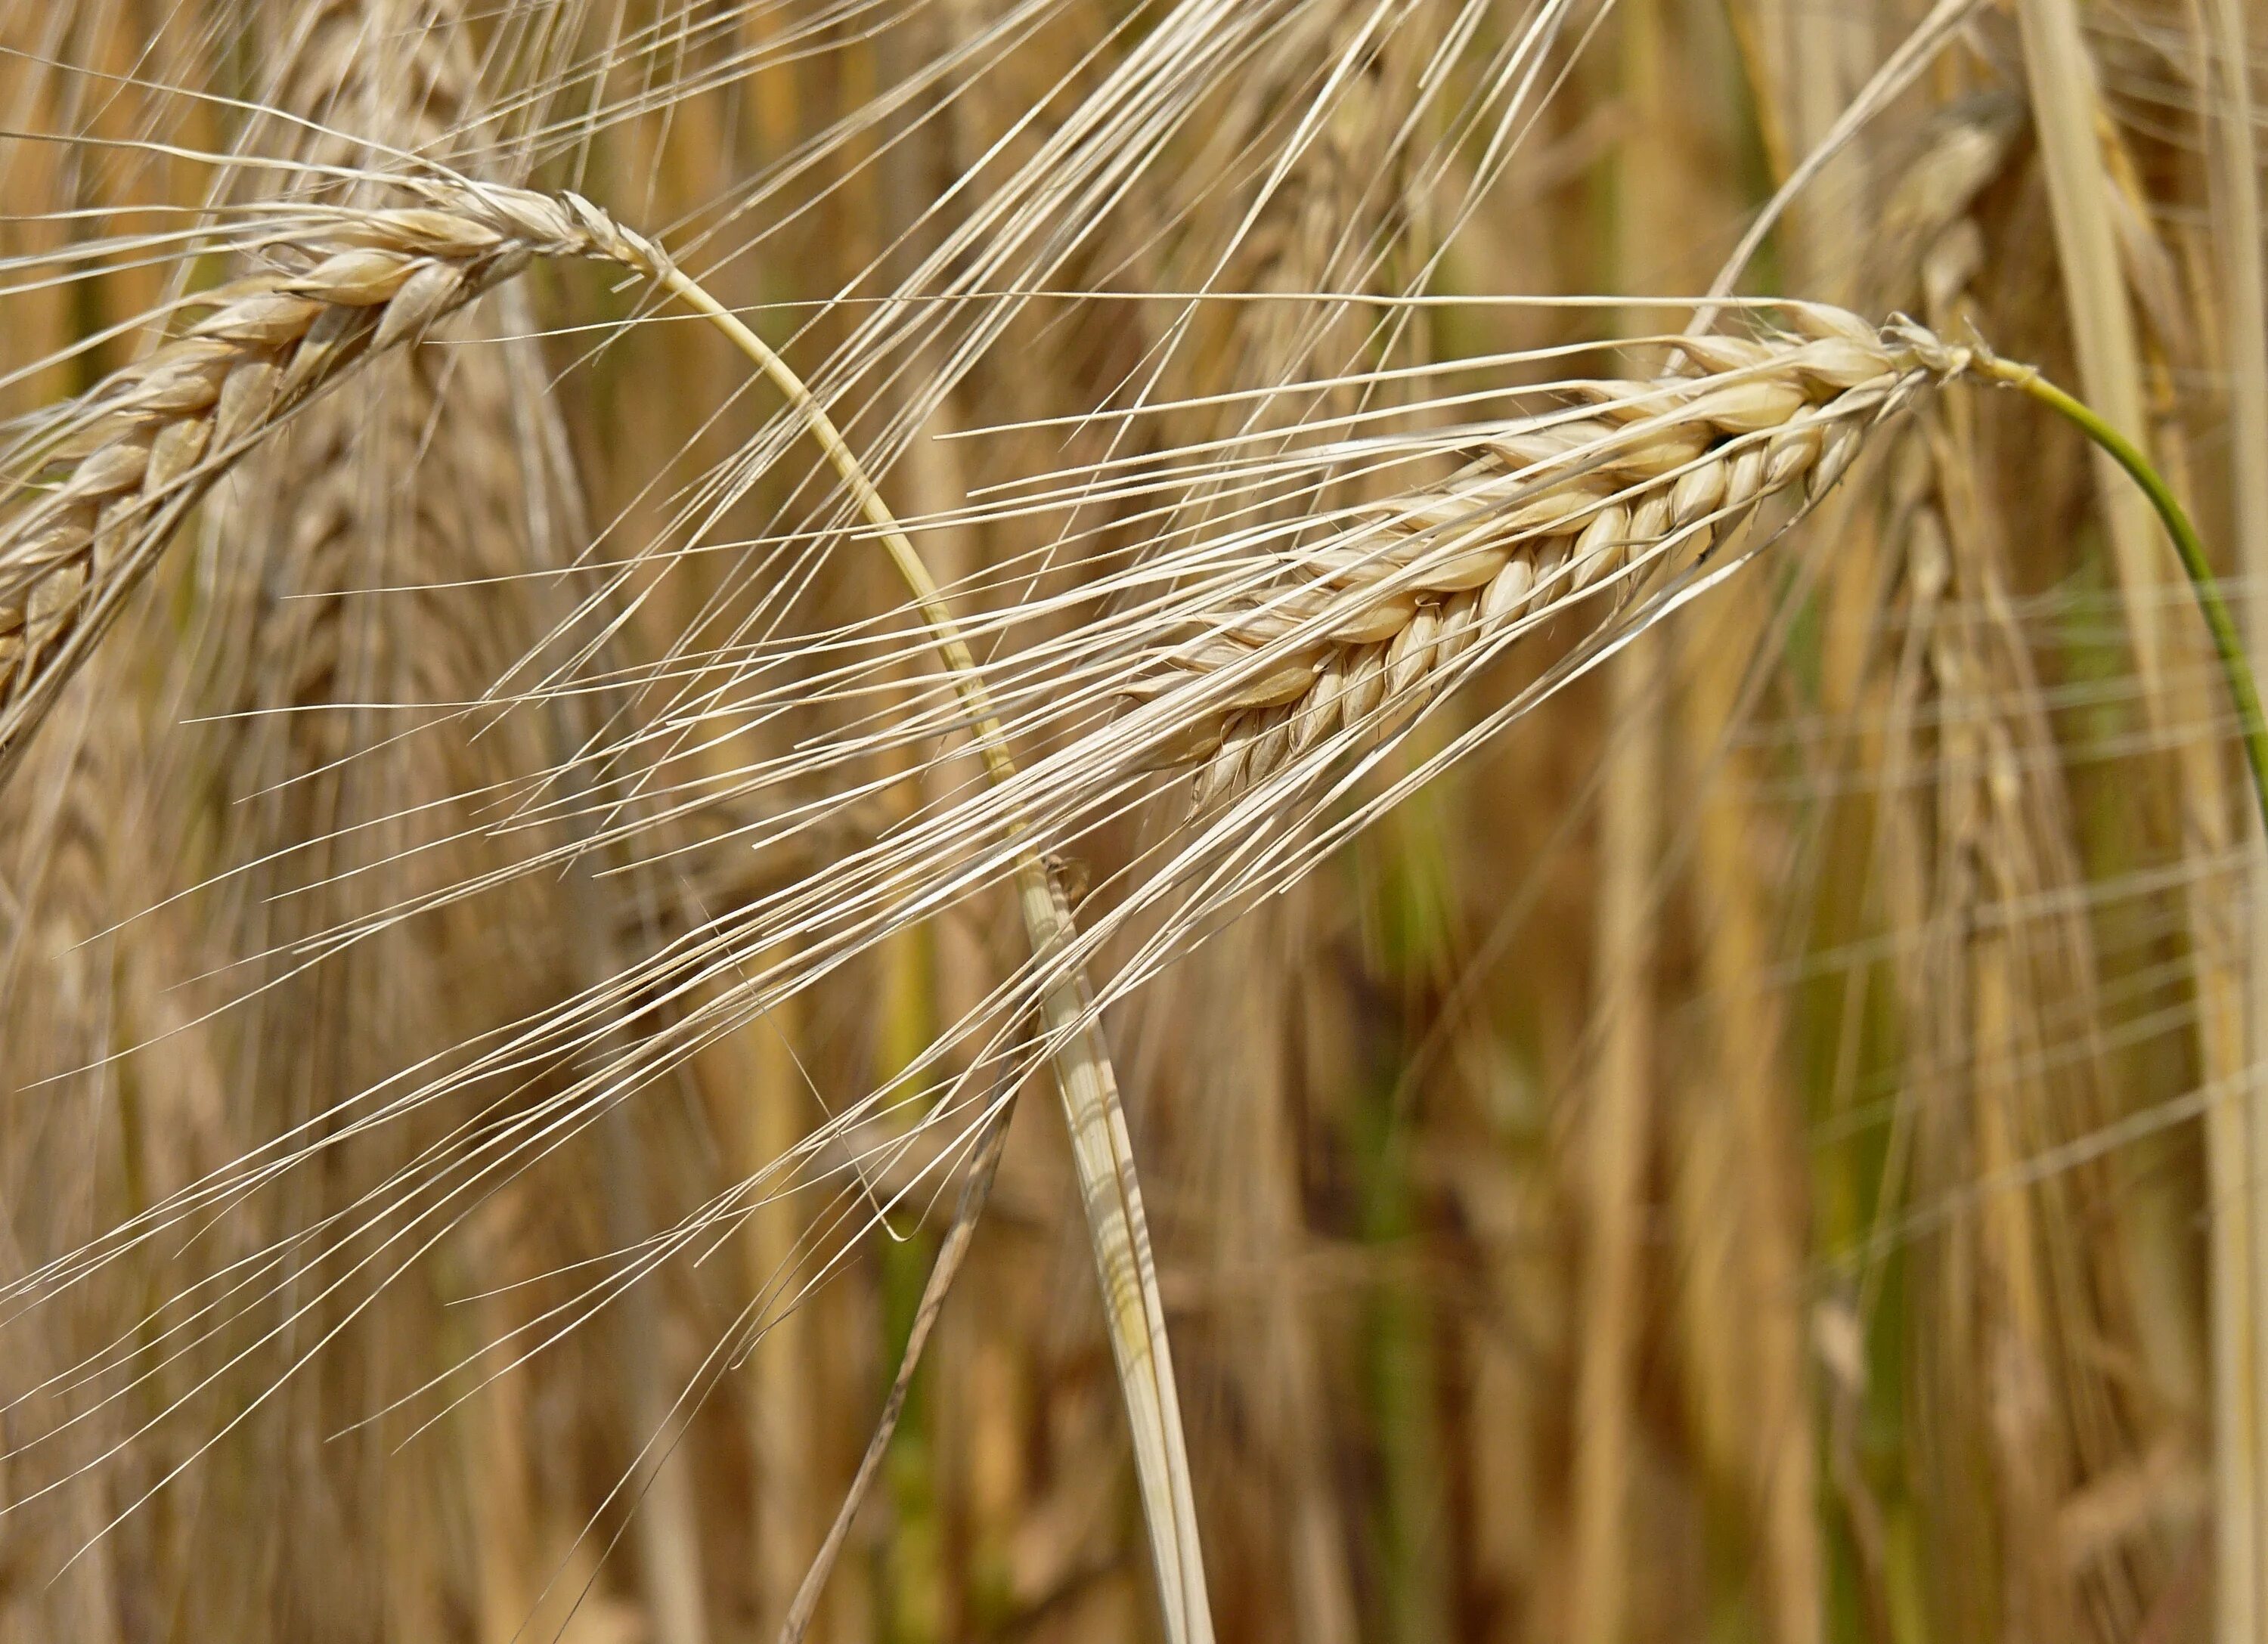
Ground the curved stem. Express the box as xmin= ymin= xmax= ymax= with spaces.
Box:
xmin=647 ymin=271 xmax=1015 ymax=784
xmin=1979 ymin=352 xmax=2268 ymax=830
xmin=638 ymin=263 xmax=1213 ymax=1644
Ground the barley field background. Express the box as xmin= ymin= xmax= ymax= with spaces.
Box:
xmin=1 ymin=2 xmax=2263 ymax=1640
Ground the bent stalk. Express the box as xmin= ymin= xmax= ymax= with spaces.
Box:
xmin=1978 ymin=351 xmax=2268 ymax=828
xmin=631 ymin=249 xmax=1215 ymax=1644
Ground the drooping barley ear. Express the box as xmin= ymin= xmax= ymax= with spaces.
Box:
xmin=0 ymin=185 xmax=661 ymax=779
xmin=0 ymin=172 xmax=1219 ymax=1644
xmin=1125 ymin=308 xmax=1976 ymax=807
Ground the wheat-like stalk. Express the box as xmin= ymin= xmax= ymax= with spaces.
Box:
xmin=1126 ymin=308 xmax=1976 ymax=807
xmin=6 ymin=156 xmax=2245 ymax=1644
xmin=0 ymin=172 xmax=1221 ymax=1644
xmin=0 ymin=185 xmax=657 ymax=772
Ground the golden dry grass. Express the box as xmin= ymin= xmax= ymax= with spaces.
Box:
xmin=1 ymin=2 xmax=2264 ymax=1642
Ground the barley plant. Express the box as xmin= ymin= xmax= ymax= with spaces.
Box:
xmin=4 ymin=2 xmax=2267 ymax=1641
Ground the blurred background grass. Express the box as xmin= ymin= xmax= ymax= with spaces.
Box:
xmin=1 ymin=1 xmax=2261 ymax=1640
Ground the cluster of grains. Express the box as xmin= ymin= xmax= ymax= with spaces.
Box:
xmin=0 ymin=185 xmax=666 ymax=768
xmin=1141 ymin=308 xmax=1974 ymax=807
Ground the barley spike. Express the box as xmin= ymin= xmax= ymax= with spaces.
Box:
xmin=1126 ymin=309 xmax=1975 ymax=807
xmin=0 ymin=184 xmax=668 ymax=774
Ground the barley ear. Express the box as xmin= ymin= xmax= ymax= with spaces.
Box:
xmin=0 ymin=187 xmax=1216 ymax=1642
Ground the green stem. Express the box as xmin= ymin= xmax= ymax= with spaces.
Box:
xmin=1980 ymin=352 xmax=2268 ymax=830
